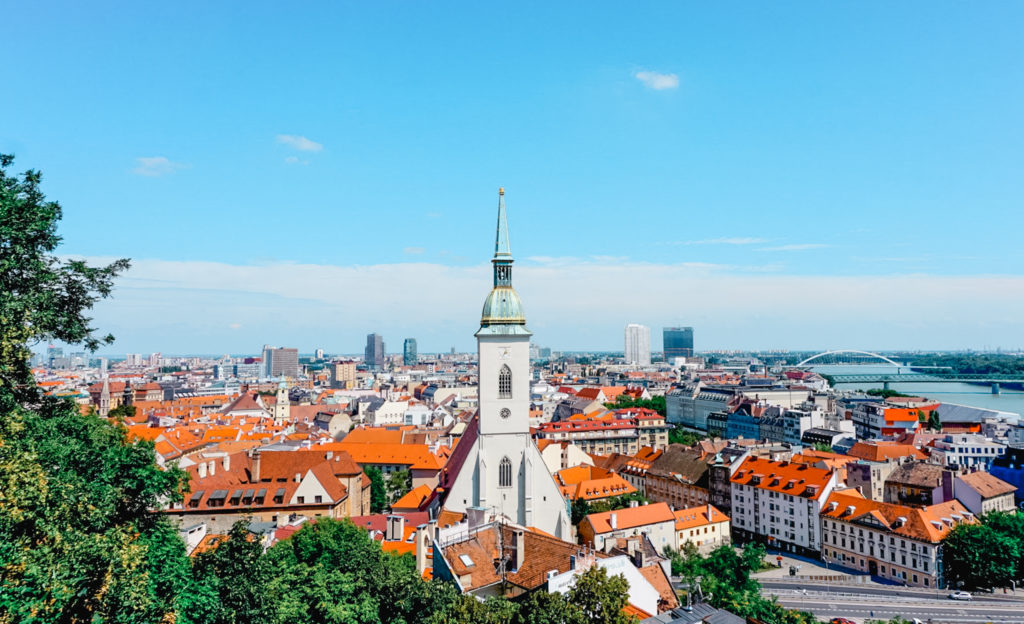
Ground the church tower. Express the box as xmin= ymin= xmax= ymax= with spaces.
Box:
xmin=273 ymin=381 xmax=290 ymax=423
xmin=442 ymin=189 xmax=570 ymax=538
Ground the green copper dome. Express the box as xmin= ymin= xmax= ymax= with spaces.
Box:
xmin=481 ymin=286 xmax=526 ymax=325
xmin=478 ymin=188 xmax=530 ymax=331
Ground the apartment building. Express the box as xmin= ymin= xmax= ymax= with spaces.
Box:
xmin=929 ymin=433 xmax=1006 ymax=470
xmin=730 ymin=456 xmax=838 ymax=557
xmin=821 ymin=489 xmax=976 ymax=588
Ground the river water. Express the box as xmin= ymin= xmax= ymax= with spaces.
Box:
xmin=810 ymin=364 xmax=1024 ymax=419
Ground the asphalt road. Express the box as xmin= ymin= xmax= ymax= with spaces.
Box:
xmin=769 ymin=590 xmax=1024 ymax=623
xmin=761 ymin=579 xmax=1024 ymax=603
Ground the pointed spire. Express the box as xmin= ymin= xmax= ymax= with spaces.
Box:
xmin=494 ymin=187 xmax=511 ymax=258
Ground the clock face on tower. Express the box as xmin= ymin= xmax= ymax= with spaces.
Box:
xmin=498 ymin=347 xmax=511 ymax=359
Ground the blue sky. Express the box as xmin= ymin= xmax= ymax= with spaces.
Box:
xmin=4 ymin=2 xmax=1024 ymax=354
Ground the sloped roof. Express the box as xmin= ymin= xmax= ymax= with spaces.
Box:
xmin=440 ymin=523 xmax=606 ymax=591
xmin=673 ymin=504 xmax=729 ymax=530
xmin=847 ymin=441 xmax=927 ymax=462
xmin=823 ymin=489 xmax=976 ymax=543
xmin=584 ymin=502 xmax=675 ymax=535
xmin=958 ymin=470 xmax=1016 ymax=499
xmin=730 ymin=456 xmax=833 ymax=500
xmin=886 ymin=462 xmax=943 ymax=489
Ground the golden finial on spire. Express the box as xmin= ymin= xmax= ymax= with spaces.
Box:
xmin=499 ymin=187 xmax=504 ymax=195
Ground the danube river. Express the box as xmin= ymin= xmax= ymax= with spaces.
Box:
xmin=810 ymin=364 xmax=1024 ymax=419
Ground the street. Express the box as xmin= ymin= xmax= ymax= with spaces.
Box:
xmin=767 ymin=587 xmax=1024 ymax=623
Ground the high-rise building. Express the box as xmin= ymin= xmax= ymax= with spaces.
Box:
xmin=262 ymin=346 xmax=300 ymax=378
xmin=441 ymin=188 xmax=571 ymax=539
xmin=624 ymin=323 xmax=651 ymax=365
xmin=330 ymin=361 xmax=357 ymax=389
xmin=663 ymin=326 xmax=695 ymax=359
xmin=403 ymin=338 xmax=418 ymax=365
xmin=365 ymin=333 xmax=385 ymax=369
xmin=314 ymin=348 xmax=325 ymax=360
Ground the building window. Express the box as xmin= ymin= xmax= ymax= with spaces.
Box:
xmin=499 ymin=456 xmax=513 ymax=488
xmin=498 ymin=365 xmax=512 ymax=399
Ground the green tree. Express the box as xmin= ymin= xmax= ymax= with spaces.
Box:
xmin=264 ymin=518 xmax=458 ymax=624
xmin=0 ymin=154 xmax=129 ymax=397
xmin=0 ymin=154 xmax=191 ymax=622
xmin=927 ymin=410 xmax=942 ymax=432
xmin=571 ymin=497 xmax=592 ymax=526
xmin=567 ymin=565 xmax=636 ymax=624
xmin=512 ymin=589 xmax=582 ymax=624
xmin=365 ymin=466 xmax=389 ymax=513
xmin=669 ymin=426 xmax=706 ymax=446
xmin=108 ymin=403 xmax=138 ymax=421
xmin=943 ymin=523 xmax=1019 ymax=590
xmin=183 ymin=521 xmax=273 ymax=624
xmin=812 ymin=442 xmax=834 ymax=453
xmin=387 ymin=468 xmax=414 ymax=504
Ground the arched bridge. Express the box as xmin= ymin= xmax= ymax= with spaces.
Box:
xmin=792 ymin=350 xmax=1024 ymax=394
xmin=795 ymin=350 xmax=902 ymax=367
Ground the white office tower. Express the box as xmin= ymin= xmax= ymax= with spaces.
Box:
xmin=624 ymin=323 xmax=651 ymax=366
xmin=442 ymin=188 xmax=571 ymax=539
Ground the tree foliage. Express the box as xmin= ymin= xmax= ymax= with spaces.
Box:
xmin=0 ymin=154 xmax=129 ymax=397
xmin=663 ymin=543 xmax=816 ymax=624
xmin=571 ymin=492 xmax=649 ymax=526
xmin=386 ymin=468 xmax=414 ymax=504
xmin=364 ymin=466 xmax=389 ymax=513
xmin=0 ymin=153 xmax=190 ymax=622
xmin=944 ymin=512 xmax=1023 ymax=590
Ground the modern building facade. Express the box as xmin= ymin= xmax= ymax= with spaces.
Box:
xmin=262 ymin=346 xmax=299 ymax=378
xmin=365 ymin=333 xmax=385 ymax=369
xmin=403 ymin=338 xmax=418 ymax=365
xmin=624 ymin=324 xmax=651 ymax=366
xmin=663 ymin=327 xmax=694 ymax=360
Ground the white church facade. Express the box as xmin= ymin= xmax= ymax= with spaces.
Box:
xmin=440 ymin=188 xmax=571 ymax=539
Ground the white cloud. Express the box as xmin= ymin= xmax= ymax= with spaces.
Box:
xmin=284 ymin=156 xmax=310 ymax=165
xmin=84 ymin=256 xmax=1024 ymax=353
xmin=132 ymin=156 xmax=189 ymax=177
xmin=757 ymin=243 xmax=831 ymax=251
xmin=276 ymin=134 xmax=323 ymax=152
xmin=404 ymin=247 xmax=425 ymax=255
xmin=229 ymin=323 xmax=242 ymax=330
xmin=635 ymin=70 xmax=679 ymax=90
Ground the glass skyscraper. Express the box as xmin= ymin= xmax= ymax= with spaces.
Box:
xmin=403 ymin=338 xmax=418 ymax=365
xmin=663 ymin=326 xmax=694 ymax=359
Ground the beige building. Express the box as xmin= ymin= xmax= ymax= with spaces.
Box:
xmin=954 ymin=470 xmax=1017 ymax=515
xmin=821 ymin=489 xmax=976 ymax=588
xmin=579 ymin=502 xmax=677 ymax=552
xmin=165 ymin=448 xmax=370 ymax=533
xmin=673 ymin=504 xmax=730 ymax=554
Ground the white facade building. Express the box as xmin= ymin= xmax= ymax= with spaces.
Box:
xmin=930 ymin=434 xmax=1006 ymax=470
xmin=442 ymin=189 xmax=571 ymax=539
xmin=624 ymin=324 xmax=651 ymax=366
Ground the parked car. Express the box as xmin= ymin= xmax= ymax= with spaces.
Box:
xmin=948 ymin=591 xmax=972 ymax=601
xmin=830 ymin=618 xmax=856 ymax=624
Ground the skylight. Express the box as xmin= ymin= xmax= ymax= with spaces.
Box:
xmin=459 ymin=554 xmax=475 ymax=567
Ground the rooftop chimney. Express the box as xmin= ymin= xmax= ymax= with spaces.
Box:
xmin=252 ymin=449 xmax=261 ymax=483
xmin=208 ymin=460 xmax=216 ymax=476
xmin=467 ymin=506 xmax=486 ymax=528
xmin=222 ymin=455 xmax=230 ymax=472
xmin=198 ymin=461 xmax=207 ymax=479
xmin=387 ymin=515 xmax=405 ymax=542
xmin=512 ymin=528 xmax=525 ymax=572
xmin=609 ymin=512 xmax=617 ymax=530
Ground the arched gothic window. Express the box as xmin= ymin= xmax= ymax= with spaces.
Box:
xmin=499 ymin=456 xmax=513 ymax=488
xmin=498 ymin=364 xmax=512 ymax=399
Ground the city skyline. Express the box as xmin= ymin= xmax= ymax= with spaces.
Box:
xmin=4 ymin=3 xmax=1024 ymax=353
